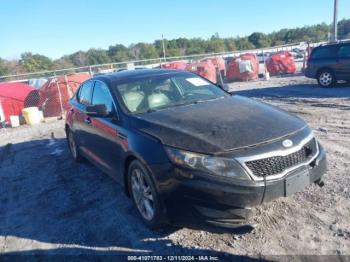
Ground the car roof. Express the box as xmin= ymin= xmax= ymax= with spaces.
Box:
xmin=316 ymin=41 xmax=350 ymax=49
xmin=93 ymin=69 xmax=188 ymax=84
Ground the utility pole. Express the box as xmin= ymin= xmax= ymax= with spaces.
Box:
xmin=331 ymin=0 xmax=339 ymax=42
xmin=162 ymin=34 xmax=166 ymax=62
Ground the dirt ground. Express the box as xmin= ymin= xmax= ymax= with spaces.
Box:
xmin=0 ymin=75 xmax=349 ymax=260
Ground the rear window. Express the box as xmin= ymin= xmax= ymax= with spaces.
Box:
xmin=311 ymin=47 xmax=336 ymax=59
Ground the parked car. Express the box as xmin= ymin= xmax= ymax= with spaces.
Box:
xmin=65 ymin=69 xmax=327 ymax=229
xmin=256 ymin=52 xmax=272 ymax=64
xmin=304 ymin=42 xmax=350 ymax=87
xmin=291 ymin=48 xmax=305 ymax=60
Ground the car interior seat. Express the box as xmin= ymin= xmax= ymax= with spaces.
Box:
xmin=122 ymin=91 xmax=144 ymax=112
xmin=147 ymin=93 xmax=170 ymax=109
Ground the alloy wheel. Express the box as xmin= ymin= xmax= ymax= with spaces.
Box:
xmin=131 ymin=168 xmax=155 ymax=221
xmin=319 ymin=72 xmax=333 ymax=87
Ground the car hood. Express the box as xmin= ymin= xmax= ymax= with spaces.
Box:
xmin=131 ymin=95 xmax=307 ymax=154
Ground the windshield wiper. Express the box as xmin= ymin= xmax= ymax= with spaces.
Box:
xmin=190 ymin=96 xmax=224 ymax=104
xmin=143 ymin=102 xmax=193 ymax=113
xmin=143 ymin=97 xmax=224 ymax=114
xmin=146 ymin=108 xmax=159 ymax=113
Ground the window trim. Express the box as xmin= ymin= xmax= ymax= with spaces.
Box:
xmin=77 ymin=80 xmax=95 ymax=106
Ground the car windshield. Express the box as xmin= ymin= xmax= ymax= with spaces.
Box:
xmin=115 ymin=73 xmax=228 ymax=114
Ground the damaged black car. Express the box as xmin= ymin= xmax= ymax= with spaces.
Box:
xmin=65 ymin=69 xmax=327 ymax=228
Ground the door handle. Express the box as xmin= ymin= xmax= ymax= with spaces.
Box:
xmin=117 ymin=132 xmax=127 ymax=140
xmin=84 ymin=117 xmax=92 ymax=124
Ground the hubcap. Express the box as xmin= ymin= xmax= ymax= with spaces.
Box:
xmin=320 ymin=72 xmax=332 ymax=86
xmin=68 ymin=132 xmax=77 ymax=158
xmin=131 ymin=168 xmax=155 ymax=221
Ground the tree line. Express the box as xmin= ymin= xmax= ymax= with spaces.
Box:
xmin=1 ymin=19 xmax=350 ymax=77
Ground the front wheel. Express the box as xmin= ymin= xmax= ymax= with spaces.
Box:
xmin=317 ymin=70 xmax=336 ymax=87
xmin=128 ymin=160 xmax=166 ymax=229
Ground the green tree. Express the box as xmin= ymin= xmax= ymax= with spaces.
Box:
xmin=224 ymin=38 xmax=237 ymax=51
xmin=53 ymin=56 xmax=75 ymax=70
xmin=108 ymin=44 xmax=131 ymax=62
xmin=131 ymin=43 xmax=159 ymax=60
xmin=19 ymin=52 xmax=53 ymax=72
xmin=69 ymin=51 xmax=89 ymax=66
xmin=86 ymin=49 xmax=110 ymax=65
xmin=176 ymin=38 xmax=190 ymax=50
xmin=166 ymin=48 xmax=182 ymax=57
xmin=185 ymin=38 xmax=207 ymax=55
xmin=234 ymin=37 xmax=255 ymax=50
xmin=154 ymin=39 xmax=166 ymax=57
xmin=338 ymin=19 xmax=350 ymax=40
xmin=248 ymin=32 xmax=271 ymax=48
xmin=0 ymin=58 xmax=9 ymax=76
xmin=207 ymin=34 xmax=225 ymax=53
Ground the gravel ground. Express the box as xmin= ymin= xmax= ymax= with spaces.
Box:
xmin=0 ymin=75 xmax=349 ymax=260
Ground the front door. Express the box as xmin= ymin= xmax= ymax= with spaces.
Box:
xmin=86 ymin=80 xmax=126 ymax=182
xmin=72 ymin=80 xmax=95 ymax=152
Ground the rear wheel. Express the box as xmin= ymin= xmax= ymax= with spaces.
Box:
xmin=128 ymin=160 xmax=166 ymax=229
xmin=67 ymin=129 xmax=83 ymax=162
xmin=317 ymin=70 xmax=336 ymax=87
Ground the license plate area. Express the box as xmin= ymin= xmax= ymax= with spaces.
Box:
xmin=285 ymin=168 xmax=310 ymax=196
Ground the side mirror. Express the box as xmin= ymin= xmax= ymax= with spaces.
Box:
xmin=85 ymin=104 xmax=109 ymax=117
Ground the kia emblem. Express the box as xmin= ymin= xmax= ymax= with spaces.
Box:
xmin=282 ymin=139 xmax=293 ymax=148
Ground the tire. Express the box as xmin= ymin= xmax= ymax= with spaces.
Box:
xmin=67 ymin=128 xmax=83 ymax=162
xmin=127 ymin=160 xmax=166 ymax=229
xmin=317 ymin=69 xmax=336 ymax=87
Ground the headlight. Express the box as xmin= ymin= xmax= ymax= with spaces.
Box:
xmin=164 ymin=146 xmax=250 ymax=180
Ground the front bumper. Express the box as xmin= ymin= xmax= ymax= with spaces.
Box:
xmin=150 ymin=145 xmax=327 ymax=227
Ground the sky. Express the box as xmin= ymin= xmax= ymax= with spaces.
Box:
xmin=0 ymin=0 xmax=349 ymax=59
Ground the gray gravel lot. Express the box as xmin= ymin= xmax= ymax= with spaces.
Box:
xmin=0 ymin=75 xmax=349 ymax=259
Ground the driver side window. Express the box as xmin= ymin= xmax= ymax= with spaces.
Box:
xmin=78 ymin=81 xmax=94 ymax=105
xmin=92 ymin=81 xmax=114 ymax=114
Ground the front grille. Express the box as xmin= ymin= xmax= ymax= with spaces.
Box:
xmin=245 ymin=138 xmax=317 ymax=178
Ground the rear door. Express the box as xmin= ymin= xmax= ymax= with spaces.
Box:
xmin=336 ymin=44 xmax=350 ymax=80
xmin=85 ymin=80 xmax=126 ymax=180
xmin=309 ymin=46 xmax=338 ymax=76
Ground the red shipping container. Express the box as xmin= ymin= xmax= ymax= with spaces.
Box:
xmin=226 ymin=53 xmax=259 ymax=81
xmin=39 ymin=73 xmax=90 ymax=117
xmin=185 ymin=61 xmax=217 ymax=83
xmin=161 ymin=61 xmax=187 ymax=70
xmin=0 ymin=82 xmax=34 ymax=124
xmin=266 ymin=51 xmax=296 ymax=75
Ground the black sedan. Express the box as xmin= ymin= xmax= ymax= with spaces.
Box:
xmin=65 ymin=69 xmax=327 ymax=228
